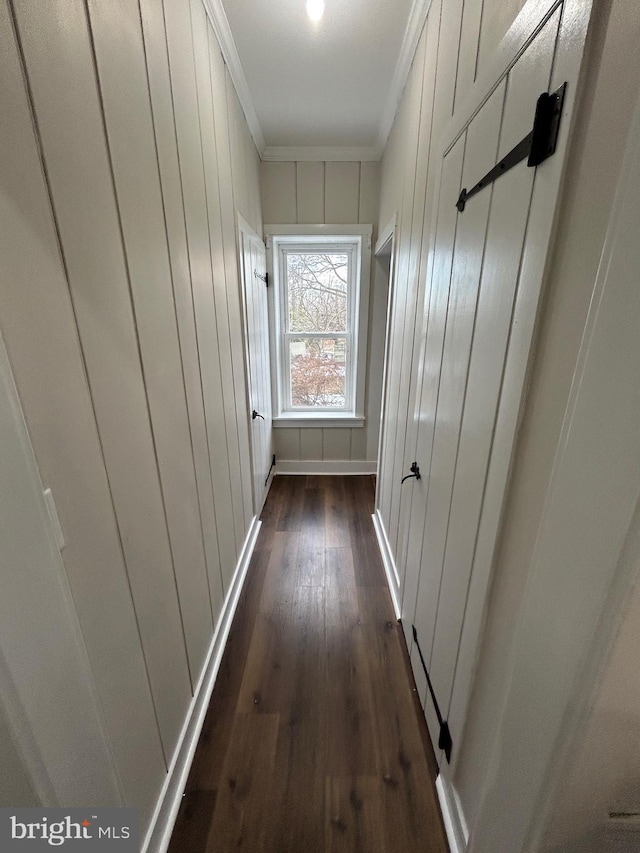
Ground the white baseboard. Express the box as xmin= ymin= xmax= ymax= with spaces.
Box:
xmin=275 ymin=460 xmax=377 ymax=475
xmin=372 ymin=509 xmax=401 ymax=619
xmin=142 ymin=514 xmax=262 ymax=853
xmin=436 ymin=773 xmax=468 ymax=853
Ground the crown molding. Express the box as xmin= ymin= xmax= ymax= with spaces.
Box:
xmin=262 ymin=146 xmax=382 ymax=162
xmin=201 ymin=0 xmax=266 ymax=156
xmin=376 ymin=0 xmax=433 ymax=153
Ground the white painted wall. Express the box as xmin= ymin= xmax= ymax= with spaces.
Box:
xmin=0 ymin=703 xmax=37 ymax=808
xmin=260 ymin=160 xmax=384 ymax=465
xmin=542 ymin=554 xmax=640 ymax=852
xmin=0 ymin=0 xmax=261 ymax=840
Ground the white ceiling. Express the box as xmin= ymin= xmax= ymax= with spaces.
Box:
xmin=217 ymin=0 xmax=420 ymax=156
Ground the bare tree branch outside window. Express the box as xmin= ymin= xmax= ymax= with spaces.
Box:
xmin=286 ymin=253 xmax=349 ymax=407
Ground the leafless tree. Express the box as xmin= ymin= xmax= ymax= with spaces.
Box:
xmin=286 ymin=252 xmax=349 ymax=407
xmin=287 ymin=253 xmax=348 ymax=332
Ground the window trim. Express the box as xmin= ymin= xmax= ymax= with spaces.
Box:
xmin=265 ymin=225 xmax=373 ymax=427
xmin=279 ymin=240 xmax=357 ymax=414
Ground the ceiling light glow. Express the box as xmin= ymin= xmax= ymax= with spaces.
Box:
xmin=306 ymin=0 xmax=324 ymax=23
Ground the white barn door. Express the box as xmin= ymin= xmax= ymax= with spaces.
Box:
xmin=239 ymin=219 xmax=273 ymax=514
xmin=402 ymin=1 xmax=592 ymax=780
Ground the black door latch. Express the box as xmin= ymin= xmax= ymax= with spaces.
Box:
xmin=401 ymin=462 xmax=421 ymax=484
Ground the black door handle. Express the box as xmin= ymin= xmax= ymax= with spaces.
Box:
xmin=252 ymin=410 xmax=265 ymax=421
xmin=401 ymin=462 xmax=421 ymax=484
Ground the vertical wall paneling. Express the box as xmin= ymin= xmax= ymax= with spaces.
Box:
xmin=455 ymin=0 xmax=484 ymax=113
xmin=11 ymin=0 xmax=191 ymax=758
xmin=375 ymin=2 xmax=594 ymax=847
xmin=378 ymin=53 xmax=420 ymax=531
xmin=365 ymin=253 xmax=391 ymax=463
xmin=277 ymin=429 xmax=302 ymax=462
xmin=0 ymin=330 xmax=121 ymax=807
xmin=161 ymin=0 xmax=240 ymax=578
xmin=0 ymin=704 xmax=38 ymax=807
xmin=322 ymin=429 xmax=353 ymax=462
xmin=239 ymin=109 xmax=262 ymax=236
xmin=189 ymin=0 xmax=249 ymax=560
xmin=356 ymin=161 xmax=383 ymax=463
xmin=251 ymin=137 xmax=263 ymax=234
xmin=243 ymin=96 xmax=261 ymax=231
xmin=3 ymin=0 xmax=264 ymax=836
xmin=399 ymin=0 xmax=463 ymax=640
xmin=263 ymin=158 xmax=382 ymax=467
xmin=261 ymin=162 xmax=297 ymax=223
xmin=228 ymin=76 xmax=262 ymax=235
xmin=358 ymin=162 xmax=381 ymax=226
xmin=190 ymin=0 xmax=245 ymax=544
xmin=477 ymin=0 xmax=527 ymax=79
xmin=300 ymin=428 xmax=324 ymax=461
xmin=349 ymin=421 xmax=367 ymax=461
xmin=450 ymin=0 xmax=593 ymax=793
xmin=392 ymin=16 xmax=443 ymax=594
xmin=138 ymin=0 xmax=225 ymax=624
xmin=373 ymin=0 xmax=527 ymax=727
xmin=325 ymin=162 xmax=361 ymax=224
xmin=377 ymin=104 xmax=412 ymax=536
xmin=212 ymin=48 xmax=256 ymax=534
xmin=457 ymin=18 xmax=624 ymax=845
xmin=0 ymin=0 xmax=165 ymax=818
xmin=225 ymin=74 xmax=247 ymax=223
xmin=239 ymin=222 xmax=272 ymax=511
xmin=377 ymin=31 xmax=428 ymax=561
xmin=412 ymin=82 xmax=507 ymax=730
xmin=402 ymin=136 xmax=466 ymax=660
xmin=376 ymin=108 xmax=408 ymax=526
xmin=86 ymin=0 xmax=213 ymax=687
xmin=444 ymin=0 xmax=467 ymax=119
xmin=296 ymin=162 xmax=325 ymax=224
xmin=433 ymin=14 xmax=560 ymax=749
xmin=378 ymin=96 xmax=409 ymax=241
xmin=375 ymin=0 xmax=470 ymax=638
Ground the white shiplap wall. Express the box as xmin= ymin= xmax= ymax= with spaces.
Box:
xmin=0 ymin=0 xmax=261 ymax=837
xmin=374 ymin=0 xmax=528 ymax=629
xmin=376 ymin=0 xmax=640 ymax=849
xmin=375 ymin=3 xmax=449 ymax=598
xmin=260 ymin=160 xmax=384 ymax=467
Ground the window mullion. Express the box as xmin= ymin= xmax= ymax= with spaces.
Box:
xmin=284 ymin=332 xmax=349 ymax=340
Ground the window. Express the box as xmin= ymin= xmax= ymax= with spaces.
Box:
xmin=267 ymin=226 xmax=372 ymax=427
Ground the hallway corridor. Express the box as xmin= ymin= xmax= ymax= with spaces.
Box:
xmin=169 ymin=475 xmax=448 ymax=852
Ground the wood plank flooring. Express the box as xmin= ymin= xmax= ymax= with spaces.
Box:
xmin=169 ymin=475 xmax=449 ymax=852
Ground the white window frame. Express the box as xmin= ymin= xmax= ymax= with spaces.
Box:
xmin=265 ymin=225 xmax=372 ymax=428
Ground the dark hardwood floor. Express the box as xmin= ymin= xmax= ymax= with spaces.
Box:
xmin=169 ymin=475 xmax=449 ymax=852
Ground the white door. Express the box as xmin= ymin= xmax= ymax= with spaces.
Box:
xmin=239 ymin=220 xmax=273 ymax=513
xmin=402 ymin=3 xmax=592 ymax=773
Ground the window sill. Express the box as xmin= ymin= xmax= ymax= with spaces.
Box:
xmin=273 ymin=414 xmax=365 ymax=429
